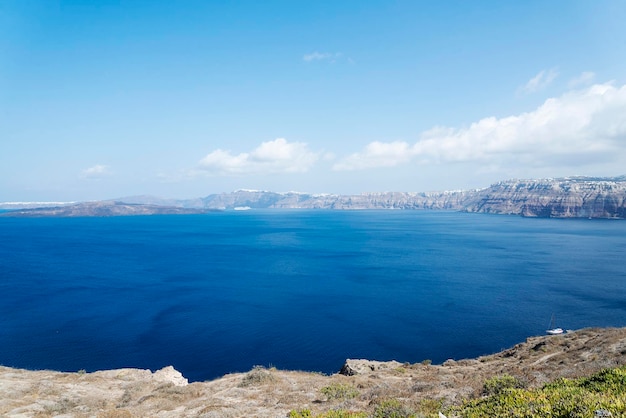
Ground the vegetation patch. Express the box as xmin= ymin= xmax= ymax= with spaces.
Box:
xmin=238 ymin=365 xmax=276 ymax=387
xmin=288 ymin=409 xmax=367 ymax=418
xmin=415 ymin=398 xmax=444 ymax=416
xmin=372 ymin=398 xmax=416 ymax=418
xmin=482 ymin=373 xmax=525 ymax=395
xmin=449 ymin=366 xmax=626 ymax=417
xmin=320 ymin=383 xmax=360 ymax=401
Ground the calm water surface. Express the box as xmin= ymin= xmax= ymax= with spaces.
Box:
xmin=1 ymin=211 xmax=625 ymax=381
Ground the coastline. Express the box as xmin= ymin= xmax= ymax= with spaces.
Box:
xmin=2 ymin=327 xmax=625 ymax=417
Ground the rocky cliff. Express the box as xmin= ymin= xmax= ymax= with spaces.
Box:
xmin=196 ymin=176 xmax=626 ymax=218
xmin=463 ymin=176 xmax=626 ymax=218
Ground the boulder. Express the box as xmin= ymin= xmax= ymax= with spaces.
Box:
xmin=153 ymin=366 xmax=188 ymax=387
xmin=339 ymin=359 xmax=403 ymax=376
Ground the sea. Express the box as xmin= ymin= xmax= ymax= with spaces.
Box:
xmin=1 ymin=210 xmax=625 ymax=382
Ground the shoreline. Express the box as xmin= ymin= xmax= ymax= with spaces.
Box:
xmin=2 ymin=327 xmax=625 ymax=417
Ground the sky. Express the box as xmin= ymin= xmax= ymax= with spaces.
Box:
xmin=2 ymin=0 xmax=626 ymax=201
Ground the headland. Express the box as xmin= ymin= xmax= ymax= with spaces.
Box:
xmin=1 ymin=327 xmax=625 ymax=417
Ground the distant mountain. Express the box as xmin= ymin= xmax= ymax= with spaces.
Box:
xmin=0 ymin=201 xmax=76 ymax=210
xmin=113 ymin=195 xmax=207 ymax=208
xmin=2 ymin=176 xmax=625 ymax=218
xmin=198 ymin=189 xmax=473 ymax=210
xmin=0 ymin=201 xmax=209 ymax=217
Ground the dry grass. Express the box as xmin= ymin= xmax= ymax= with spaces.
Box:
xmin=238 ymin=365 xmax=277 ymax=387
xmin=97 ymin=410 xmax=133 ymax=418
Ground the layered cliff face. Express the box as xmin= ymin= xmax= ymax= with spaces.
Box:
xmin=463 ymin=177 xmax=626 ymax=218
xmin=196 ymin=177 xmax=626 ymax=218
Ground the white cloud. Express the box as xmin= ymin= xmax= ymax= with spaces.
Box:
xmin=568 ymin=71 xmax=596 ymax=88
xmin=334 ymin=82 xmax=626 ymax=172
xmin=333 ymin=141 xmax=413 ymax=170
xmin=197 ymin=138 xmax=319 ymax=175
xmin=303 ymin=51 xmax=342 ymax=62
xmin=81 ymin=164 xmax=111 ymax=179
xmin=519 ymin=68 xmax=559 ymax=94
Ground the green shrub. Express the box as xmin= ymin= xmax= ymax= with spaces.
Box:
xmin=415 ymin=398 xmax=443 ymax=416
xmin=288 ymin=409 xmax=366 ymax=418
xmin=289 ymin=409 xmax=313 ymax=418
xmin=452 ymin=366 xmax=626 ymax=418
xmin=372 ymin=399 xmax=416 ymax=418
xmin=578 ymin=366 xmax=626 ymax=394
xmin=320 ymin=383 xmax=359 ymax=401
xmin=238 ymin=365 xmax=276 ymax=387
xmin=323 ymin=411 xmax=367 ymax=418
xmin=482 ymin=373 xmax=525 ymax=395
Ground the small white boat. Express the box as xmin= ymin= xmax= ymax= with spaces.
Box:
xmin=546 ymin=327 xmax=564 ymax=335
xmin=546 ymin=314 xmax=564 ymax=335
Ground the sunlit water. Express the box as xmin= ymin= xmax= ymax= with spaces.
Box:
xmin=1 ymin=211 xmax=625 ymax=382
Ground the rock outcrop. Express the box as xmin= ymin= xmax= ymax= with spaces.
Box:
xmin=339 ymin=359 xmax=404 ymax=376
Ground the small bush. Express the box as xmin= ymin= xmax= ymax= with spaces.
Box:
xmin=372 ymin=399 xmax=416 ymax=418
xmin=320 ymin=383 xmax=359 ymax=401
xmin=323 ymin=411 xmax=367 ymax=418
xmin=239 ymin=365 xmax=276 ymax=387
xmin=482 ymin=373 xmax=525 ymax=395
xmin=288 ymin=409 xmax=366 ymax=418
xmin=289 ymin=409 xmax=313 ymax=418
xmin=415 ymin=398 xmax=443 ymax=415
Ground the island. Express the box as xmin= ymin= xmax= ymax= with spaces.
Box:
xmin=2 ymin=176 xmax=626 ymax=218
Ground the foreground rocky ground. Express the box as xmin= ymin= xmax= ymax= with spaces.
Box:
xmin=1 ymin=327 xmax=625 ymax=417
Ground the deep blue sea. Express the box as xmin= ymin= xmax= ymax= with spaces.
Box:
xmin=1 ymin=211 xmax=625 ymax=382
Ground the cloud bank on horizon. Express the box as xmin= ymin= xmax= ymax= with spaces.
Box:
xmin=197 ymin=138 xmax=319 ymax=175
xmin=196 ymin=79 xmax=626 ymax=179
xmin=81 ymin=164 xmax=111 ymax=179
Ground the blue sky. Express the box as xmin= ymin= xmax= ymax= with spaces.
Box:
xmin=2 ymin=1 xmax=626 ymax=201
